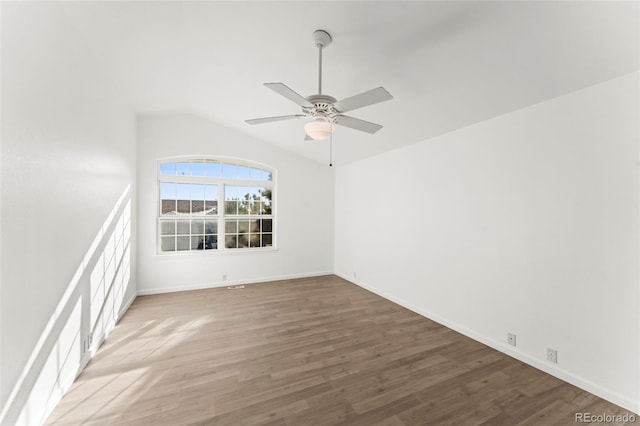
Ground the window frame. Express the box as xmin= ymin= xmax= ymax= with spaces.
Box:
xmin=156 ymin=156 xmax=276 ymax=255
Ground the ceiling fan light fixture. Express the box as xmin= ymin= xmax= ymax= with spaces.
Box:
xmin=304 ymin=119 xmax=333 ymax=140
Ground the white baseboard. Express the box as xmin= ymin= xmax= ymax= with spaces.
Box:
xmin=117 ymin=292 xmax=138 ymax=323
xmin=89 ymin=291 xmax=138 ymax=353
xmin=336 ymin=272 xmax=640 ymax=415
xmin=137 ymin=271 xmax=334 ymax=295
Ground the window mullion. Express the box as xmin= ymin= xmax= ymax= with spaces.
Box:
xmin=220 ymin=183 xmax=226 ymax=251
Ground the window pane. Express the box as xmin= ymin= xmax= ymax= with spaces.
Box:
xmin=250 ymin=168 xmax=263 ymax=180
xmin=260 ymin=188 xmax=272 ymax=202
xmin=161 ymin=183 xmax=176 ymax=215
xmin=177 ymin=184 xmax=191 ymax=214
xmin=176 ymin=183 xmax=190 ymax=200
xmin=176 ymin=220 xmax=190 ymax=235
xmin=262 ymin=201 xmax=272 ymax=215
xmin=177 ymin=236 xmax=190 ymax=251
xmin=161 ymin=237 xmax=175 ymax=251
xmin=235 ymin=186 xmax=247 ymax=201
xmin=204 ymin=185 xmax=218 ymax=215
xmin=248 ymin=186 xmax=261 ymax=199
xmin=225 ymin=186 xmax=238 ymax=200
xmin=238 ymin=199 xmax=250 ymax=215
xmin=261 ymin=189 xmax=272 ymax=214
xmin=160 ymin=163 xmax=176 ymax=176
xmin=261 ymin=219 xmax=273 ymax=233
xmin=225 ymin=220 xmax=237 ymax=234
xmin=263 ymin=170 xmax=273 ymax=181
xmin=160 ymin=221 xmax=175 ymax=236
xmin=161 ymin=182 xmax=176 ymax=198
xmin=205 ymin=162 xmax=221 ymax=177
xmin=228 ymin=186 xmax=259 ymax=215
xmin=238 ymin=220 xmax=250 ymax=234
xmin=191 ymin=185 xmax=205 ymax=214
xmin=205 ymin=200 xmax=218 ymax=215
xmin=222 ymin=163 xmax=238 ymax=179
xmin=191 ymin=220 xmax=204 ymax=234
xmin=191 ymin=184 xmax=205 ymax=201
xmin=205 ymin=235 xmax=217 ymax=250
xmin=249 ymin=201 xmax=261 ymax=214
xmin=225 ymin=235 xmax=237 ymax=249
xmin=176 ymin=162 xmax=190 ymax=176
xmin=191 ymin=236 xmax=204 ymax=250
xmin=191 ymin=162 xmax=205 ymax=177
xmin=250 ymin=219 xmax=260 ymax=233
xmin=250 ymin=234 xmax=261 ymax=247
xmin=162 ymin=200 xmax=176 ymax=215
xmin=237 ymin=234 xmax=249 ymax=248
xmin=225 ymin=201 xmax=238 ymax=215
xmin=262 ymin=234 xmax=273 ymax=247
xmin=237 ymin=166 xmax=250 ymax=179
xmin=205 ymin=185 xmax=218 ymax=201
xmin=205 ymin=220 xmax=217 ymax=234
xmin=192 ymin=200 xmax=205 ymax=214
xmin=177 ymin=200 xmax=190 ymax=214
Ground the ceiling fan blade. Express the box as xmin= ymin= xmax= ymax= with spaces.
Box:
xmin=333 ymin=87 xmax=393 ymax=113
xmin=334 ymin=115 xmax=383 ymax=134
xmin=245 ymin=115 xmax=306 ymax=125
xmin=264 ymin=83 xmax=314 ymax=108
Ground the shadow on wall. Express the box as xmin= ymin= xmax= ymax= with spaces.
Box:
xmin=1 ymin=185 xmax=134 ymax=426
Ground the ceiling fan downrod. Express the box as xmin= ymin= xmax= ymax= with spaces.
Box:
xmin=313 ymin=30 xmax=332 ymax=95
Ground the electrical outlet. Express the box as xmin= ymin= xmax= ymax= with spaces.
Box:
xmin=353 ymin=272 xmax=357 ymax=278
xmin=222 ymin=273 xmax=227 ymax=281
xmin=547 ymin=348 xmax=558 ymax=363
xmin=508 ymin=333 xmax=516 ymax=347
xmin=82 ymin=334 xmax=92 ymax=354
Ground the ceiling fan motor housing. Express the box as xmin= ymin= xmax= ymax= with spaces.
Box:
xmin=303 ymin=94 xmax=339 ymax=122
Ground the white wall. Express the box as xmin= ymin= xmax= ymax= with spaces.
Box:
xmin=137 ymin=114 xmax=334 ymax=294
xmin=335 ymin=72 xmax=639 ymax=413
xmin=1 ymin=3 xmax=137 ymax=425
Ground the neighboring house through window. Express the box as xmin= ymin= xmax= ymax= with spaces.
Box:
xmin=158 ymin=158 xmax=274 ymax=253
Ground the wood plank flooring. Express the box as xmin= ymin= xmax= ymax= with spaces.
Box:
xmin=45 ymin=275 xmax=635 ymax=425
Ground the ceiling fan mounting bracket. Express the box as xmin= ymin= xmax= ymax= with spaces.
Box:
xmin=312 ymin=30 xmax=332 ymax=48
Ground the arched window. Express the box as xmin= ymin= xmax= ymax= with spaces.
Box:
xmin=158 ymin=158 xmax=275 ymax=253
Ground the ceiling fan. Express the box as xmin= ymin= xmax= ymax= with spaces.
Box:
xmin=245 ymin=29 xmax=393 ymax=141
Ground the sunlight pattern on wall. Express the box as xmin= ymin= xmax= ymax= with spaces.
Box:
xmin=1 ymin=185 xmax=133 ymax=426
xmin=90 ymin=199 xmax=132 ymax=344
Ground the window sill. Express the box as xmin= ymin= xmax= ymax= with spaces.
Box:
xmin=156 ymin=247 xmax=279 ymax=257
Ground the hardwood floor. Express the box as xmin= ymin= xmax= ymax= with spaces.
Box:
xmin=45 ymin=275 xmax=634 ymax=425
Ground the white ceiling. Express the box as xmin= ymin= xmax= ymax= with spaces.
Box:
xmin=55 ymin=1 xmax=638 ymax=165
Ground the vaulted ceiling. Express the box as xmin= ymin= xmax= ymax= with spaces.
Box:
xmin=25 ymin=1 xmax=640 ymax=165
